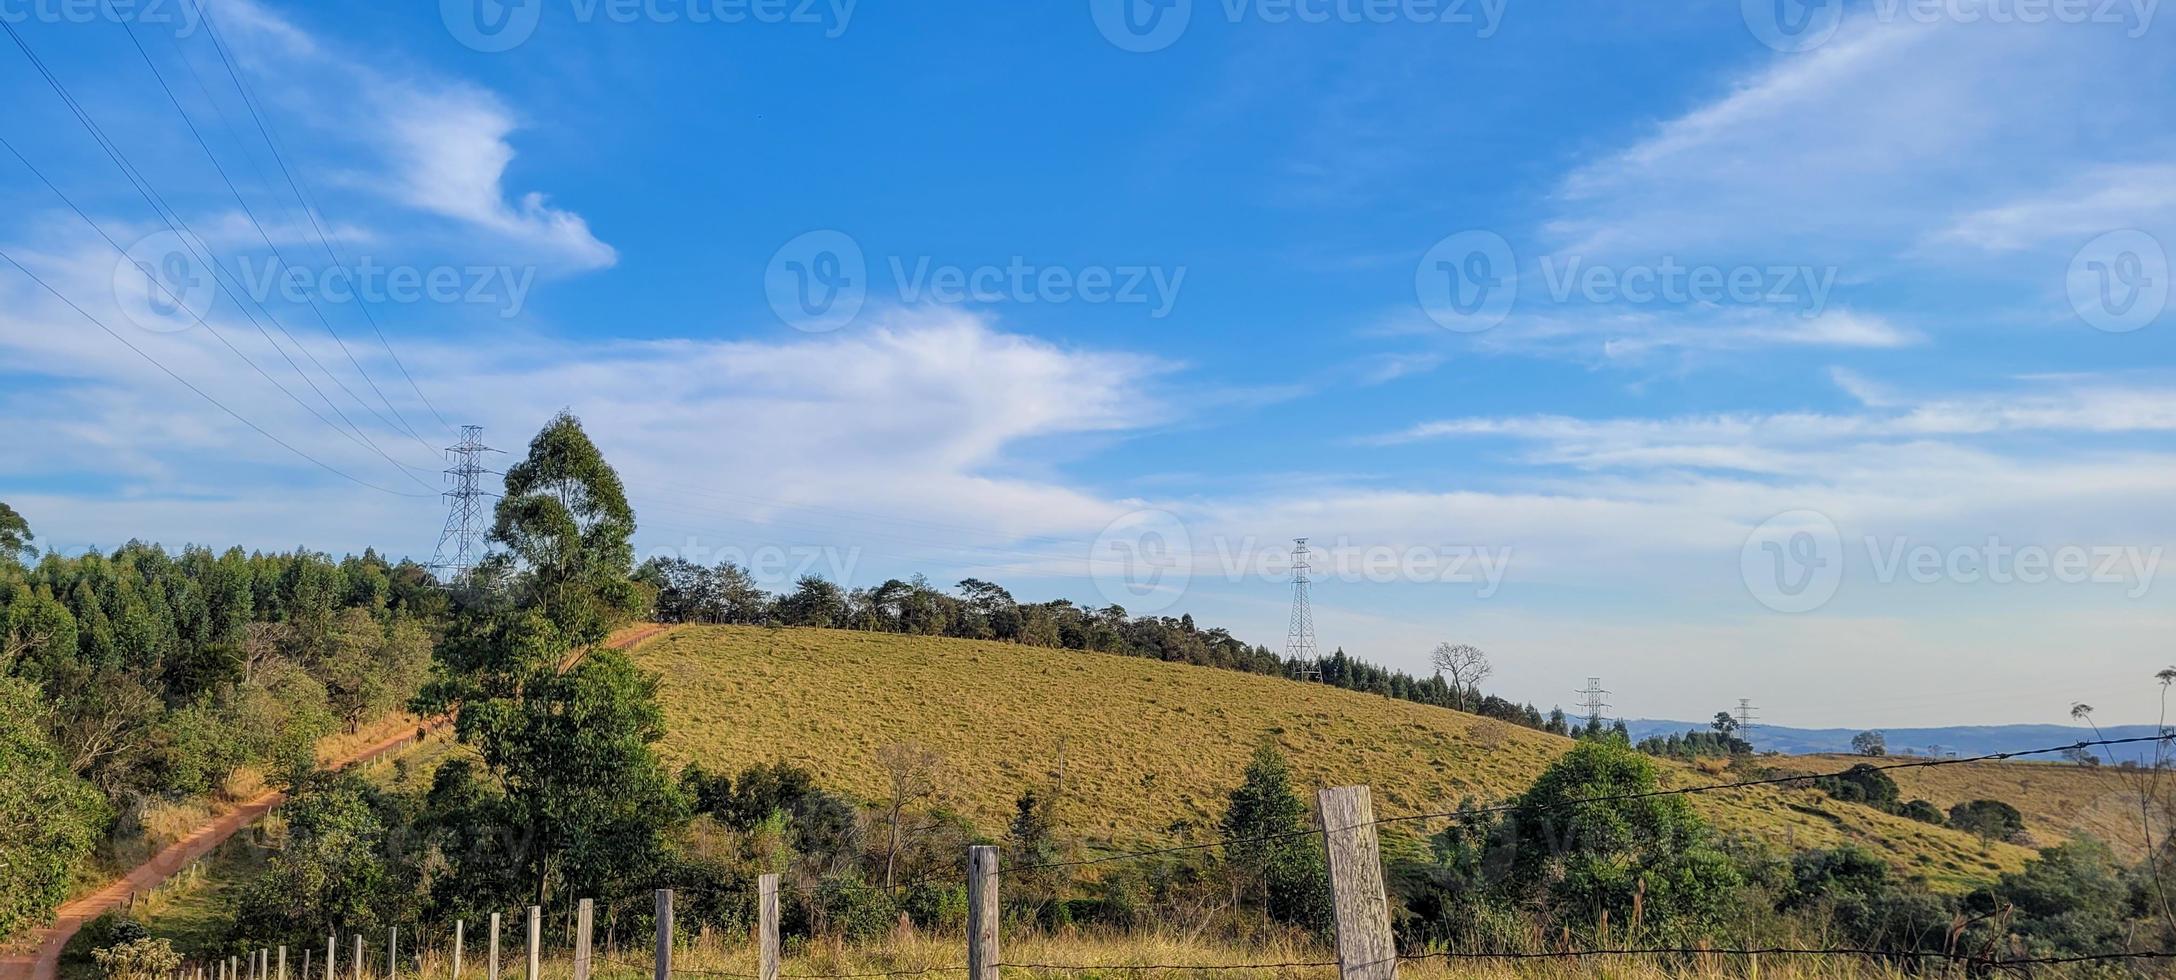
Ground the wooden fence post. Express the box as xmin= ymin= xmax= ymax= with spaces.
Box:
xmin=1319 ymin=786 xmax=1398 ymax=980
xmin=453 ymin=921 xmax=465 ymax=980
xmin=389 ymin=928 xmax=398 ymax=980
xmin=525 ymin=906 xmax=540 ymax=980
xmin=653 ymin=889 xmax=673 ymax=980
xmin=488 ymin=914 xmax=501 ymax=980
xmin=278 ymin=946 xmax=287 ymax=980
xmin=757 ymin=874 xmax=780 ymax=980
xmin=352 ymin=933 xmax=363 ymax=980
xmin=574 ymin=899 xmax=593 ymax=980
xmin=967 ymin=845 xmax=999 ymax=980
xmin=325 ymin=935 xmax=334 ymax=980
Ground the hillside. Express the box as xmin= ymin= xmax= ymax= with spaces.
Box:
xmin=1804 ymin=753 xmax=2165 ymax=863
xmin=636 ymin=626 xmax=2035 ymax=890
xmin=1630 ymin=719 xmax=2167 ymax=763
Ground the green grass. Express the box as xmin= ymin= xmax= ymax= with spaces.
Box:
xmin=637 ymin=625 xmax=2034 ymax=890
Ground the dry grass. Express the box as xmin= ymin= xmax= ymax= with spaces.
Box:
xmin=1801 ymin=753 xmax=2167 ymax=862
xmin=636 ymin=626 xmax=2032 ymax=891
xmin=302 ymin=931 xmax=1936 ymax=980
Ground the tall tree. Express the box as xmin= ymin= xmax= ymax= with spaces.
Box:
xmin=1428 ymin=643 xmax=1492 ymax=711
xmin=0 ymin=502 xmax=32 ymax=566
xmin=1220 ymin=743 xmax=1331 ymax=934
xmin=492 ymin=412 xmax=643 ymax=645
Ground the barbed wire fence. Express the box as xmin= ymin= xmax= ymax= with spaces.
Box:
xmin=169 ymin=735 xmax=2176 ymax=980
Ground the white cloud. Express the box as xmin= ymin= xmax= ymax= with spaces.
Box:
xmin=210 ymin=0 xmax=616 ymax=270
xmin=1928 ymin=163 xmax=2176 ymax=253
xmin=1547 ymin=14 xmax=2167 ymax=267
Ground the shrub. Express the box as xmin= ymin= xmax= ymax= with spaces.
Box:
xmin=1949 ymin=799 xmax=2025 ymax=842
xmin=1897 ymin=799 xmax=1945 ymax=824
xmin=92 ymin=937 xmax=182 ymax=980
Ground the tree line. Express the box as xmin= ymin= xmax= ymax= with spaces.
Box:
xmin=636 ymin=561 xmax=1566 ymax=735
xmin=0 ymin=502 xmax=445 ymax=943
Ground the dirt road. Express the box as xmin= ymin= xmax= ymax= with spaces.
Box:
xmin=0 ymin=624 xmax=675 ymax=980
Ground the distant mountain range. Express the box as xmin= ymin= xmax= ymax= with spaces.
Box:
xmin=1623 ymin=719 xmax=2170 ymax=765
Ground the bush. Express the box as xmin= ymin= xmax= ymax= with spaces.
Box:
xmin=1494 ymin=740 xmax=1745 ymax=937
xmin=92 ymin=937 xmax=182 ymax=980
xmin=1812 ymin=764 xmax=1900 ymax=808
xmin=0 ymin=677 xmax=111 ymax=944
xmin=1897 ymin=799 xmax=1945 ymax=824
xmin=1949 ymin=799 xmax=2025 ymax=842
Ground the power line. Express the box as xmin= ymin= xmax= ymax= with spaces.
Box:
xmin=0 ymin=17 xmax=440 ymax=493
xmin=185 ymin=0 xmax=457 ymax=435
xmin=0 ymin=246 xmax=432 ymax=498
xmin=0 ymin=133 xmax=432 ymax=490
xmin=103 ymin=2 xmax=444 ymax=460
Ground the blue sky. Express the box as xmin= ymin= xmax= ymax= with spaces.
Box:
xmin=3 ymin=0 xmax=2175 ymax=727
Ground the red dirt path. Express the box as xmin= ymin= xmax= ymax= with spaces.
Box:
xmin=0 ymin=624 xmax=674 ymax=980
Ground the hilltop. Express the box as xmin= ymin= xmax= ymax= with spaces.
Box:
xmin=634 ymin=625 xmax=2038 ymax=890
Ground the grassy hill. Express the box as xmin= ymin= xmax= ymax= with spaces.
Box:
xmin=636 ymin=625 xmax=2035 ymax=890
xmin=1803 ymin=753 xmax=2163 ymax=863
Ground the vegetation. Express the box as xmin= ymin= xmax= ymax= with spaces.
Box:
xmin=26 ymin=415 xmax=2176 ymax=977
xmin=636 ymin=564 xmax=1570 ymax=737
xmin=0 ymin=512 xmax=447 ymax=942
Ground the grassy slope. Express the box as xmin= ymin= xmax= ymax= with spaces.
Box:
xmin=1802 ymin=752 xmax=2163 ymax=863
xmin=639 ymin=626 xmax=2032 ymax=890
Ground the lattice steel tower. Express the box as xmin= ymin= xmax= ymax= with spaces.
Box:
xmin=1736 ymin=698 xmax=1759 ymax=747
xmin=1286 ymin=538 xmax=1321 ymax=681
xmin=1576 ymin=676 xmax=1611 ymax=730
xmin=428 ymin=425 xmax=503 ymax=584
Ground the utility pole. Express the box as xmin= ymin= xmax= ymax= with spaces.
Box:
xmin=1735 ymin=698 xmax=1759 ymax=749
xmin=1286 ymin=537 xmax=1321 ymax=682
xmin=1575 ymin=677 xmax=1610 ymax=731
xmin=428 ymin=425 xmax=504 ymax=586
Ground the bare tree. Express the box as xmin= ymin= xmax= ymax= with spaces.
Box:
xmin=1429 ymin=642 xmax=1492 ymax=711
xmin=875 ymin=742 xmax=944 ymax=889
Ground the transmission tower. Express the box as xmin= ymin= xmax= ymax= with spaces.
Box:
xmin=428 ymin=425 xmax=504 ymax=586
xmin=1575 ymin=676 xmax=1611 ymax=730
xmin=1286 ymin=538 xmax=1320 ymax=682
xmin=1735 ymin=698 xmax=1759 ymax=747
